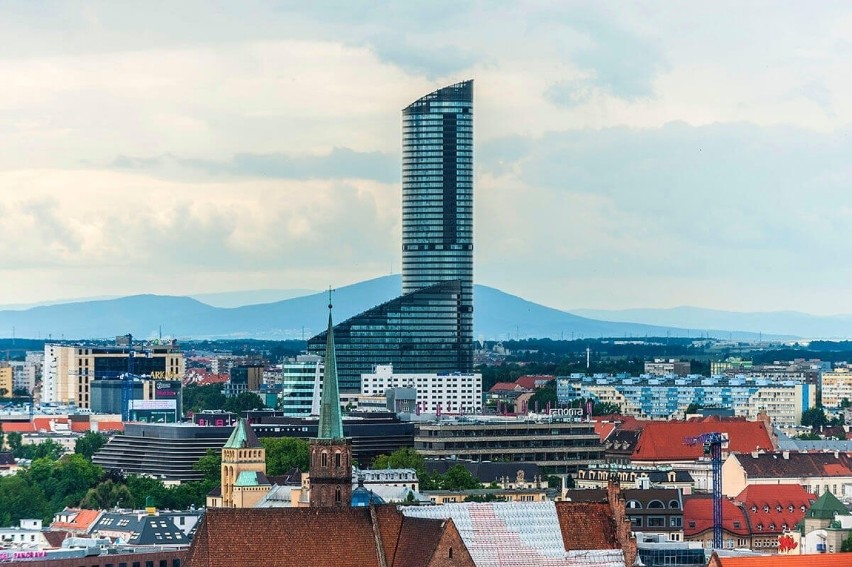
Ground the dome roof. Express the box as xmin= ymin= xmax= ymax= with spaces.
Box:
xmin=351 ymin=486 xmax=385 ymax=507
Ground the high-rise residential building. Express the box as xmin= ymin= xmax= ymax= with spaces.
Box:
xmin=307 ymin=81 xmax=474 ymax=391
xmin=402 ymin=79 xmax=474 ymax=372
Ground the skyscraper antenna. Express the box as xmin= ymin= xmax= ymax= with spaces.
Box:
xmin=328 ymin=286 xmax=334 ymax=311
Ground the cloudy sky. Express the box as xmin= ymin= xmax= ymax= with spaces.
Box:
xmin=1 ymin=1 xmax=851 ymax=315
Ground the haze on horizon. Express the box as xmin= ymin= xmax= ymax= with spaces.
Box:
xmin=2 ymin=1 xmax=851 ymax=316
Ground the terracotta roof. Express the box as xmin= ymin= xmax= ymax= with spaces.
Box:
xmin=683 ymin=495 xmax=750 ymax=537
xmin=632 ymin=419 xmax=773 ymax=461
xmin=1 ymin=422 xmax=36 ymax=433
xmin=735 ymin=451 xmax=852 ymax=479
xmin=515 ymin=375 xmax=552 ymax=389
xmin=489 ymin=382 xmax=524 ymax=392
xmin=711 ymin=552 xmax=852 ymax=566
xmin=184 ymin=506 xmax=466 ymax=567
xmin=594 ymin=421 xmax=617 ymax=442
xmin=70 ymin=421 xmax=91 ymax=433
xmin=49 ymin=508 xmax=102 ymax=532
xmin=734 ymin=484 xmax=815 ymax=535
xmin=94 ymin=421 xmax=124 ymax=432
xmin=555 ymin=501 xmax=621 ymax=551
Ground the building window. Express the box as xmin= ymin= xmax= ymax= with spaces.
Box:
xmin=335 ymin=453 xmax=341 ymax=467
xmin=630 ymin=517 xmax=643 ymax=528
xmin=321 ymin=452 xmax=328 ymax=467
xmin=648 ymin=516 xmax=665 ymax=528
xmin=670 ymin=517 xmax=682 ymax=528
xmin=669 ymin=500 xmax=680 ymax=509
xmin=648 ymin=500 xmax=664 ymax=509
xmin=335 ymin=486 xmax=342 ymax=503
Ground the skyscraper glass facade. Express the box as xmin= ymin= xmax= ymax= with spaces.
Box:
xmin=401 ymin=80 xmax=473 ymax=372
xmin=307 ymin=81 xmax=474 ymax=392
xmin=307 ymin=281 xmax=466 ymax=392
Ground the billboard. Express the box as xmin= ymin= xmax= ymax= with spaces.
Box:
xmin=129 ymin=399 xmax=176 ymax=410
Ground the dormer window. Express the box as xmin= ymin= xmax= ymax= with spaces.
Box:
xmin=756 ymin=524 xmax=763 ymax=531
xmin=763 ymin=505 xmax=769 ymax=513
xmin=776 ymin=505 xmax=782 ymax=512
xmin=788 ymin=505 xmax=794 ymax=513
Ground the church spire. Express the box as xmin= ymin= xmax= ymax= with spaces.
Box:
xmin=317 ymin=293 xmax=344 ymax=439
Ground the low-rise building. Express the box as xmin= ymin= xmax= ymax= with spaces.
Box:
xmin=575 ymin=464 xmax=694 ymax=494
xmin=415 ymin=416 xmax=603 ymax=475
xmin=644 ymin=360 xmax=691 ymax=377
xmin=362 ymin=364 xmax=483 ymax=415
xmin=721 ymin=451 xmax=852 ymax=499
xmin=566 ymin=488 xmax=685 ymax=542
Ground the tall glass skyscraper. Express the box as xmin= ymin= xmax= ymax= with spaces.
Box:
xmin=308 ymin=81 xmax=474 ymax=391
xmin=401 ymin=80 xmax=473 ymax=372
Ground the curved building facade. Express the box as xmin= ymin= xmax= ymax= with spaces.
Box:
xmin=307 ymin=280 xmax=466 ymax=392
xmin=401 ymin=80 xmax=473 ymax=372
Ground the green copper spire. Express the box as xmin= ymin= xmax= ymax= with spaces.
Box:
xmin=317 ymin=297 xmax=344 ymax=440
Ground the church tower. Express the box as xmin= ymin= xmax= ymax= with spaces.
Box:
xmin=309 ymin=300 xmax=353 ymax=507
xmin=219 ymin=418 xmax=267 ymax=508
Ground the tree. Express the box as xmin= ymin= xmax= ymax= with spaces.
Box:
xmin=261 ymin=437 xmax=309 ymax=475
xmin=440 ymin=465 xmax=482 ymax=490
xmin=372 ymin=447 xmax=426 ymax=476
xmin=842 ymin=532 xmax=852 ymax=552
xmin=528 ymin=381 xmax=557 ymax=409
xmin=6 ymin=432 xmax=22 ymax=451
xmin=13 ymin=439 xmax=65 ymax=461
xmin=79 ymin=479 xmax=132 ymax=510
xmin=75 ymin=432 xmax=109 ymax=460
xmin=223 ymin=392 xmax=266 ymax=414
xmin=193 ymin=449 xmax=222 ymax=485
xmin=840 ymin=398 xmax=851 ymax=409
xmin=801 ymin=407 xmax=829 ymax=428
xmin=182 ymin=384 xmax=227 ymax=413
xmin=0 ymin=475 xmax=49 ymax=526
xmin=685 ymin=403 xmax=703 ymax=415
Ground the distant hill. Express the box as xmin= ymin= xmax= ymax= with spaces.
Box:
xmin=572 ymin=306 xmax=852 ymax=340
xmin=0 ymin=275 xmax=788 ymax=340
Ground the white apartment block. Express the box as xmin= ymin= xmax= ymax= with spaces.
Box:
xmin=10 ymin=361 xmax=37 ymax=394
xmin=360 ymin=364 xmax=482 ymax=414
xmin=821 ymin=369 xmax=852 ymax=409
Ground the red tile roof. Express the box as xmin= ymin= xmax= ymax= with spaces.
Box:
xmin=555 ymin=501 xmax=622 ymax=551
xmin=594 ymin=421 xmax=617 ymax=442
xmin=514 ymin=375 xmax=553 ymax=389
xmin=94 ymin=422 xmax=124 ymax=432
xmin=488 ymin=382 xmax=524 ymax=393
xmin=0 ymin=422 xmax=36 ymax=433
xmin=632 ymin=419 xmax=773 ymax=461
xmin=734 ymin=484 xmax=815 ymax=535
xmin=711 ymin=552 xmax=852 ymax=566
xmin=49 ymin=509 xmax=102 ymax=532
xmin=684 ymin=495 xmax=750 ymax=537
xmin=185 ymin=506 xmax=472 ymax=567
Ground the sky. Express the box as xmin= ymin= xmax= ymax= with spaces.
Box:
xmin=1 ymin=1 xmax=852 ymax=315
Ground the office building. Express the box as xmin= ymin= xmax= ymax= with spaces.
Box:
xmin=42 ymin=340 xmax=184 ymax=408
xmin=279 ymin=355 xmax=322 ymax=416
xmin=401 ymin=79 xmax=474 ymax=372
xmin=93 ymin=423 xmax=231 ymax=483
xmin=414 ymin=416 xmax=603 ymax=475
xmin=307 ymin=81 xmax=474 ymax=392
xmin=307 ymin=280 xmax=467 ymax=392
xmin=360 ymin=364 xmax=482 ymax=414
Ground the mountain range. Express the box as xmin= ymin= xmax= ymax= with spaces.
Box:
xmin=0 ymin=275 xmax=819 ymax=341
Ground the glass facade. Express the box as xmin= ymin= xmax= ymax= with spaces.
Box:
xmin=307 ymin=281 xmax=466 ymax=392
xmin=401 ymin=80 xmax=473 ymax=373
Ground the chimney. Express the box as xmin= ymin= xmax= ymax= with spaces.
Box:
xmin=782 ymin=451 xmax=789 ymax=460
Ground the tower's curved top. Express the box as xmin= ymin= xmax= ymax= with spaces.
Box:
xmin=402 ymin=80 xmax=473 ymax=114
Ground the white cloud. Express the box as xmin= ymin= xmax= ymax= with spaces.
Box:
xmin=0 ymin=1 xmax=851 ymax=316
